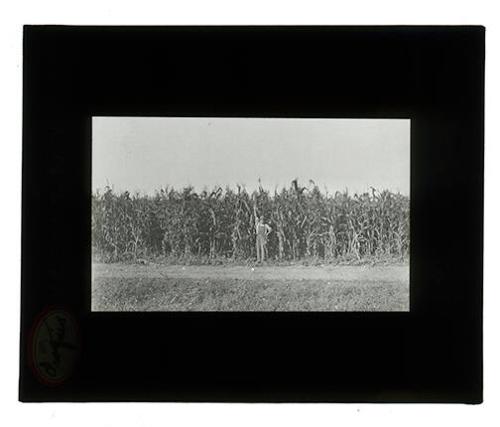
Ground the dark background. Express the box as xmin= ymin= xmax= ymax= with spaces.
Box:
xmin=20 ymin=26 xmax=484 ymax=402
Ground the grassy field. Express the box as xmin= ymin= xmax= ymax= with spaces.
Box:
xmin=92 ymin=262 xmax=409 ymax=312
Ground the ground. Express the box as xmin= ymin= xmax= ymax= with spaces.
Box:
xmin=91 ymin=262 xmax=409 ymax=312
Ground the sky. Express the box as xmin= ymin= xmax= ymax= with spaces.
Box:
xmin=92 ymin=117 xmax=410 ymax=196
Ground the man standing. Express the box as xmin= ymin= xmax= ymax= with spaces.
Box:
xmin=255 ymin=215 xmax=272 ymax=263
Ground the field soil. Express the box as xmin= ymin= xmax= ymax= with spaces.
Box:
xmin=92 ymin=263 xmax=409 ymax=312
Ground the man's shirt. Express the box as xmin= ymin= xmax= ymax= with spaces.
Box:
xmin=256 ymin=223 xmax=271 ymax=237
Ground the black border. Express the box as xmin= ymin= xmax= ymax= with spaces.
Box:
xmin=20 ymin=26 xmax=484 ymax=402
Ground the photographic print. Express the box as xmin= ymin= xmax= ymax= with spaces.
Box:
xmin=91 ymin=117 xmax=410 ymax=312
xmin=21 ymin=25 xmax=483 ymax=403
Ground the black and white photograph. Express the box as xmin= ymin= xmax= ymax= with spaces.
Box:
xmin=91 ymin=117 xmax=410 ymax=311
xmin=18 ymin=24 xmax=484 ymax=405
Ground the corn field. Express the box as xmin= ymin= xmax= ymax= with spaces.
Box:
xmin=92 ymin=181 xmax=409 ymax=263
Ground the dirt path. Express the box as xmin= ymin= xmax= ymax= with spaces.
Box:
xmin=92 ymin=263 xmax=409 ymax=283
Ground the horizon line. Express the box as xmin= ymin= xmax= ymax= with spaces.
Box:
xmin=92 ymin=182 xmax=409 ymax=197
